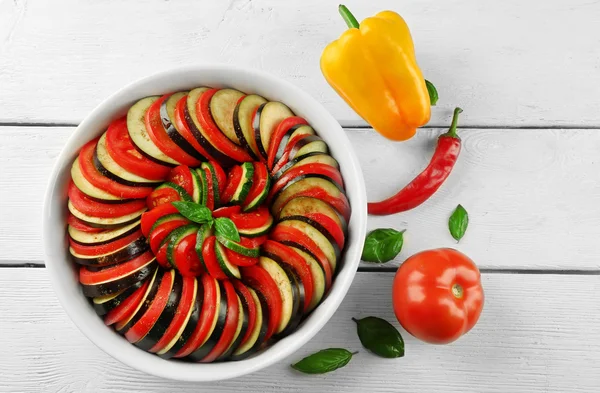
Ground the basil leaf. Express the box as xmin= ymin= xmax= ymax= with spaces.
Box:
xmin=361 ymin=228 xmax=405 ymax=263
xmin=449 ymin=204 xmax=469 ymax=241
xmin=353 ymin=317 xmax=404 ymax=358
xmin=172 ymin=201 xmax=213 ymax=224
xmin=214 ymin=217 xmax=240 ymax=242
xmin=425 ymin=79 xmax=438 ymax=106
xmin=291 ymin=348 xmax=355 ymax=374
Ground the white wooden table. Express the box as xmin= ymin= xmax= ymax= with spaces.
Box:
xmin=1 ymin=1 xmax=600 ymax=392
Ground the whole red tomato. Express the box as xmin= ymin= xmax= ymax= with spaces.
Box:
xmin=392 ymin=248 xmax=484 ymax=344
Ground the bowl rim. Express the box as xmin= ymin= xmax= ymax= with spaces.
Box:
xmin=43 ymin=64 xmax=367 ymax=381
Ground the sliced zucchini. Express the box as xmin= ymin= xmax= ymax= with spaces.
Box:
xmin=230 ymin=162 xmax=254 ymax=205
xmin=195 ymin=168 xmax=209 ymax=206
xmin=155 ymin=182 xmax=194 ymax=202
xmin=214 ymin=240 xmax=241 ymax=279
xmin=201 ymin=162 xmax=221 ymax=208
xmin=233 ymin=94 xmax=267 ymax=160
xmin=165 ymin=224 xmax=200 ymax=268
xmin=210 ymin=89 xmax=245 ymax=144
xmin=258 ymin=256 xmax=294 ymax=334
xmin=216 ymin=235 xmax=260 ymax=257
xmin=69 ymin=219 xmax=141 ymax=245
xmin=71 ymin=157 xmax=121 ymax=201
xmin=195 ymin=224 xmax=214 ymax=269
xmin=190 ymin=167 xmax=202 ymax=204
xmin=127 ymin=96 xmax=179 ymax=165
xmin=68 ymin=201 xmax=146 ymax=228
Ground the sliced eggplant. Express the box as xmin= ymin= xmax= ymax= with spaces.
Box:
xmin=218 ymin=293 xmax=248 ymax=360
xmin=258 ymin=102 xmax=294 ymax=155
xmin=233 ymin=94 xmax=266 ymax=160
xmin=271 ymin=124 xmax=315 ymax=167
xmin=116 ymin=267 xmax=163 ymax=333
xmin=231 ymin=287 xmax=268 ymax=360
xmin=127 ymin=96 xmax=180 ymax=165
xmin=272 ymin=153 xmax=339 ymax=182
xmin=277 ymin=219 xmax=339 ymax=272
xmin=258 ymin=256 xmax=294 ymax=334
xmin=289 ymin=246 xmax=326 ymax=312
xmin=160 ymin=92 xmax=206 ymax=161
xmin=71 ymin=157 xmax=122 ymax=201
xmin=68 ymin=201 xmax=146 ymax=229
xmin=210 ymin=88 xmax=245 ymax=144
xmin=288 ymin=135 xmax=328 ymax=162
xmin=270 ymin=172 xmax=344 ymax=210
xmin=279 ymin=195 xmax=347 ymax=235
xmin=68 ymin=219 xmax=141 ymax=246
xmin=70 ymin=234 xmax=148 ymax=267
xmin=277 ymin=264 xmax=304 ymax=336
xmin=92 ymin=279 xmax=144 ymax=316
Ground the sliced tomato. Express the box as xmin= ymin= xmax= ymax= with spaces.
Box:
xmin=70 ymin=229 xmax=143 ymax=256
xmin=67 ymin=213 xmax=104 ymax=233
xmin=175 ymin=232 xmax=205 ymax=277
xmin=79 ymin=139 xmax=153 ymax=199
xmin=196 ymin=89 xmax=253 ymax=163
xmin=231 ymin=281 xmax=257 ymax=348
xmin=244 ymin=162 xmax=269 ymax=205
xmin=105 ymin=117 xmax=170 ymax=181
xmin=213 ymin=205 xmax=242 ymax=218
xmin=145 ymin=95 xmax=202 ymax=167
xmin=222 ymin=165 xmax=242 ymax=205
xmin=267 ymin=116 xmax=308 ymax=170
xmin=104 ymin=280 xmax=150 ymax=326
xmin=146 ymin=188 xmax=181 ymax=210
xmin=203 ymin=167 xmax=216 ymax=211
xmin=149 ymin=275 xmax=197 ymax=353
xmin=200 ymin=280 xmax=240 ymax=362
xmin=202 ymin=236 xmax=227 ymax=280
xmin=173 ymin=95 xmax=216 ymax=162
xmin=211 ymin=160 xmax=227 ymax=195
xmin=167 ymin=166 xmax=194 ymax=196
xmin=269 ymin=163 xmax=344 ymax=202
xmin=303 ymin=212 xmax=345 ymax=249
xmin=262 ymin=240 xmax=314 ymax=313
xmin=148 ymin=219 xmax=190 ymax=253
xmin=155 ymin=242 xmax=170 ymax=268
xmin=141 ymin=203 xmax=179 ymax=236
xmin=224 ymin=247 xmax=258 ymax=267
xmin=125 ymin=270 xmax=175 ymax=344
xmin=240 ymin=264 xmax=282 ymax=341
xmin=79 ymin=250 xmax=155 ymax=286
xmin=68 ymin=181 xmax=146 ymax=219
xmin=175 ymin=273 xmax=219 ymax=358
xmin=269 ymin=225 xmax=333 ymax=290
xmin=230 ymin=206 xmax=271 ymax=230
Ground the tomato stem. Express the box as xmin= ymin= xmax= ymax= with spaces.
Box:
xmin=452 ymin=283 xmax=464 ymax=299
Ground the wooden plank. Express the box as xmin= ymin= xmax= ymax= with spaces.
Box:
xmin=1 ymin=0 xmax=599 ymax=127
xmin=2 ymin=126 xmax=600 ymax=270
xmin=0 ymin=269 xmax=598 ymax=392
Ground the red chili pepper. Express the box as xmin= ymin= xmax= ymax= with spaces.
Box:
xmin=368 ymin=108 xmax=463 ymax=215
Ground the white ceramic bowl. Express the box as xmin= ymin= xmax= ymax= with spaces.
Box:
xmin=43 ymin=65 xmax=367 ymax=382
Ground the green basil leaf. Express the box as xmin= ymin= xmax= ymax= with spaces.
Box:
xmin=361 ymin=228 xmax=405 ymax=263
xmin=291 ymin=348 xmax=355 ymax=374
xmin=214 ymin=217 xmax=240 ymax=242
xmin=172 ymin=201 xmax=213 ymax=224
xmin=449 ymin=204 xmax=469 ymax=241
xmin=353 ymin=317 xmax=404 ymax=358
xmin=425 ymin=79 xmax=438 ymax=106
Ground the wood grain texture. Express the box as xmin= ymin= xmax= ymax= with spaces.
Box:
xmin=0 ymin=269 xmax=598 ymax=392
xmin=1 ymin=0 xmax=599 ymax=127
xmin=2 ymin=126 xmax=600 ymax=270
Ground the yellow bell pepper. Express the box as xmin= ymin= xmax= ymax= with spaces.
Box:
xmin=320 ymin=5 xmax=434 ymax=141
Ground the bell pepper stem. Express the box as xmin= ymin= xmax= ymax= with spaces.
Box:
xmin=445 ymin=107 xmax=463 ymax=138
xmin=339 ymin=4 xmax=360 ymax=29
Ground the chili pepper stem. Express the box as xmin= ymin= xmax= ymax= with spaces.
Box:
xmin=444 ymin=107 xmax=463 ymax=138
xmin=339 ymin=4 xmax=360 ymax=29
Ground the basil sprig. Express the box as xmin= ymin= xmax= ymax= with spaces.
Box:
xmin=361 ymin=228 xmax=405 ymax=263
xmin=172 ymin=201 xmax=240 ymax=242
xmin=291 ymin=348 xmax=356 ymax=374
xmin=353 ymin=317 xmax=404 ymax=358
xmin=448 ymin=204 xmax=469 ymax=241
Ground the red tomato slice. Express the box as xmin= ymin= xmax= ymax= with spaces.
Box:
xmin=200 ymin=280 xmax=240 ymax=362
xmin=230 ymin=206 xmax=271 ymax=230
xmin=304 ymin=212 xmax=345 ymax=249
xmin=145 ymin=95 xmax=202 ymax=167
xmin=148 ymin=219 xmax=190 ymax=254
xmin=149 ymin=275 xmax=197 ymax=353
xmin=262 ymin=240 xmax=314 ymax=313
xmin=224 ymin=247 xmax=258 ymax=267
xmin=221 ymin=165 xmax=243 ymax=205
xmin=175 ymin=233 xmax=205 ymax=277
xmin=174 ymin=273 xmax=219 ymax=358
xmin=167 ymin=166 xmax=194 ymax=196
xmin=211 ymin=160 xmax=227 ymax=195
xmin=68 ymin=181 xmax=146 ymax=219
xmin=267 ymin=116 xmax=308 ymax=170
xmin=244 ymin=162 xmax=269 ymax=205
xmin=231 ymin=281 xmax=257 ymax=347
xmin=269 ymin=163 xmax=344 ymax=202
xmin=240 ymin=264 xmax=282 ymax=341
xmin=155 ymin=242 xmax=170 ymax=268
xmin=201 ymin=236 xmax=227 ymax=280
xmin=196 ymin=89 xmax=253 ymax=163
xmin=271 ymin=132 xmax=311 ymax=174
xmin=70 ymin=230 xmax=143 ymax=256
xmin=67 ymin=214 xmax=104 ymax=233
xmin=125 ymin=270 xmax=175 ymax=343
xmin=146 ymin=188 xmax=181 ymax=210
xmin=79 ymin=139 xmax=153 ymax=199
xmin=173 ymin=95 xmax=216 ymax=162
xmin=213 ymin=205 xmax=242 ymax=218
xmin=203 ymin=167 xmax=216 ymax=211
xmin=141 ymin=203 xmax=179 ymax=237
xmin=105 ymin=117 xmax=170 ymax=181
xmin=79 ymin=250 xmax=155 ymax=286
xmin=269 ymin=225 xmax=333 ymax=290
xmin=104 ymin=280 xmax=150 ymax=326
